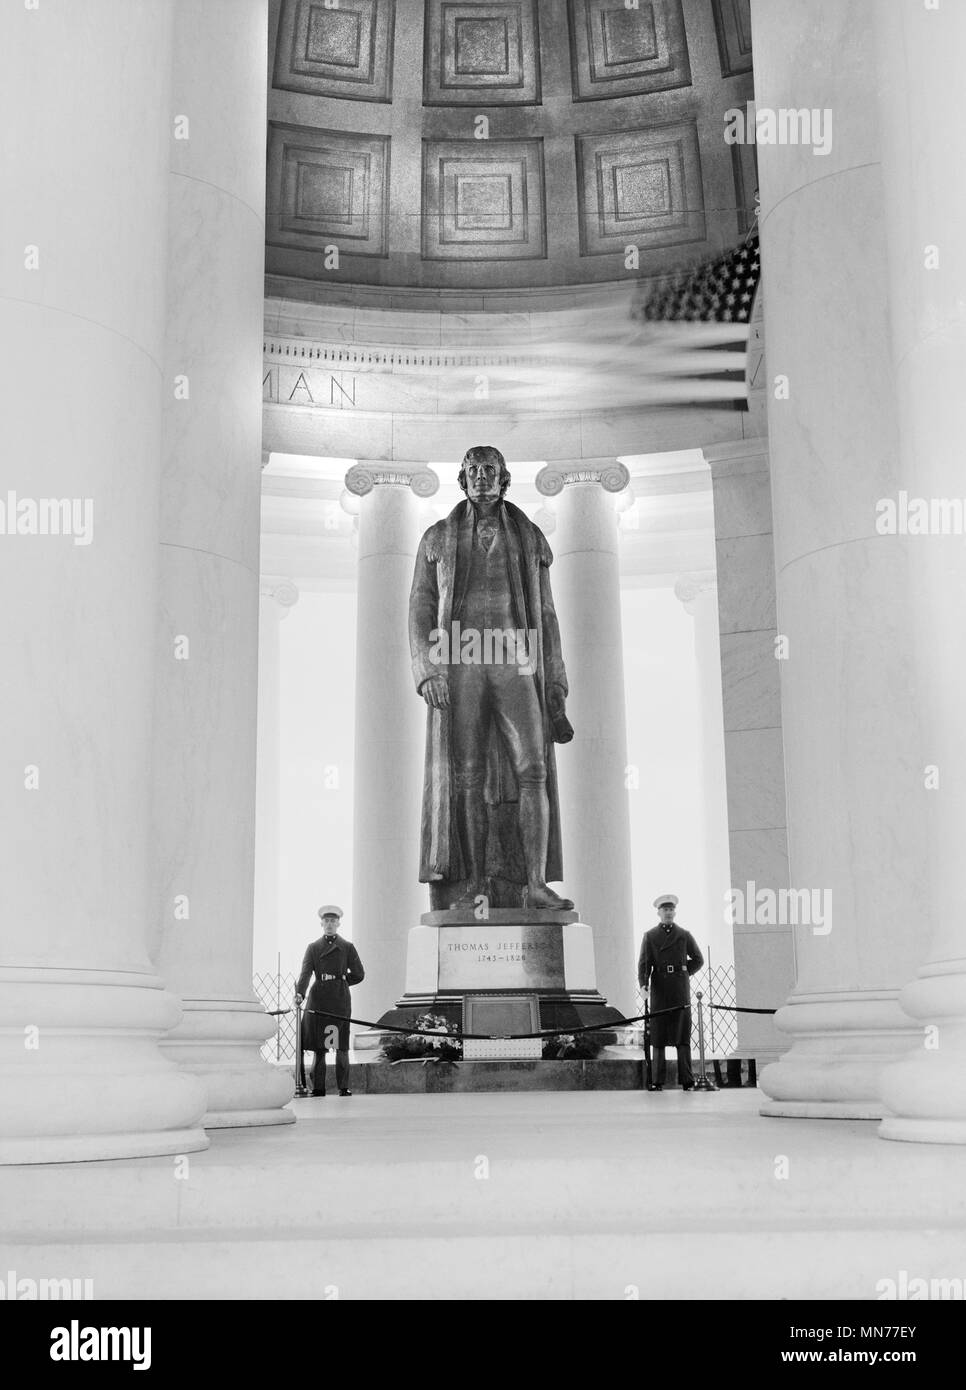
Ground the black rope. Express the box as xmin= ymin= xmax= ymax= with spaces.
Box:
xmin=709 ymin=1004 xmax=777 ymax=1015
xmin=302 ymin=1004 xmax=689 ymax=1043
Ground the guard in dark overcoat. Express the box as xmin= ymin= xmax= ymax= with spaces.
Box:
xmin=295 ymin=905 xmax=365 ymax=1097
xmin=638 ymin=894 xmax=704 ymax=1090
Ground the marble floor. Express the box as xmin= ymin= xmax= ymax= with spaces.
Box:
xmin=2 ymin=1089 xmax=965 ymax=1300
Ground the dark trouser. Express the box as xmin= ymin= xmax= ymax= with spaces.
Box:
xmin=311 ymin=1049 xmax=349 ymax=1094
xmin=654 ymin=1045 xmax=694 ymax=1088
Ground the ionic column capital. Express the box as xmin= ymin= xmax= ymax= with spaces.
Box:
xmin=260 ymin=578 xmax=300 ymax=613
xmin=535 ymin=461 xmax=630 ymax=497
xmin=344 ymin=462 xmax=440 ymax=499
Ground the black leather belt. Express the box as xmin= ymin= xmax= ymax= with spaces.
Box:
xmin=318 ymin=973 xmax=342 ymax=981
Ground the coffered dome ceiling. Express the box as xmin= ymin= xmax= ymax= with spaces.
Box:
xmin=265 ymin=0 xmax=756 ymax=298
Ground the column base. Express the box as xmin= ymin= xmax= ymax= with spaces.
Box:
xmin=201 ymin=1109 xmax=295 ymax=1130
xmin=0 ymin=968 xmax=209 ymax=1166
xmin=878 ymin=969 xmax=966 ymax=1145
xmin=161 ymin=998 xmax=295 ymax=1129
xmin=0 ymin=1129 xmax=208 ymax=1166
xmin=880 ymin=1117 xmax=966 ymax=1145
xmin=757 ymin=991 xmax=921 ymax=1120
xmin=759 ymin=1099 xmax=882 ymax=1121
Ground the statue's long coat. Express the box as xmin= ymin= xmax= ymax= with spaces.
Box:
xmin=409 ymin=499 xmax=568 ymax=887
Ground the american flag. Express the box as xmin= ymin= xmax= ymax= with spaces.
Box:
xmin=630 ymin=231 xmax=762 ymax=410
xmin=638 ymin=232 xmax=761 ymax=326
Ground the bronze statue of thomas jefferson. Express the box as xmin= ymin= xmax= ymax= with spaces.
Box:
xmin=409 ymin=445 xmax=574 ymax=912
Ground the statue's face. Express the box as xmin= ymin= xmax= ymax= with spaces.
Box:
xmin=464 ymin=457 xmax=504 ymax=504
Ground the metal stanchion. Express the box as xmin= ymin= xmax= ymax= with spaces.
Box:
xmin=294 ymin=997 xmax=308 ymax=1097
xmin=693 ymin=990 xmax=717 ymax=1092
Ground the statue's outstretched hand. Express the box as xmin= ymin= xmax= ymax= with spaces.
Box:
xmin=421 ymin=675 xmax=450 ymax=710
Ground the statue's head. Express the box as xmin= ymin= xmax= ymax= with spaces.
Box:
xmin=458 ymin=445 xmax=511 ymax=503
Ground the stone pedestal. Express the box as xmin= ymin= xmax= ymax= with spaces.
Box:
xmin=379 ymin=909 xmax=623 ymax=1055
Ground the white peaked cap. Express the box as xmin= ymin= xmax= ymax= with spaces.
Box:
xmin=653 ymin=894 xmax=679 ymax=909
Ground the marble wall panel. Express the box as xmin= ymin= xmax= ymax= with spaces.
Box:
xmin=719 ymin=629 xmax=781 ymax=733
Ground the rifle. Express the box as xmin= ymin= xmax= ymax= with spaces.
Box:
xmin=644 ymin=999 xmax=656 ymax=1091
xmin=294 ymin=996 xmax=308 ymax=1096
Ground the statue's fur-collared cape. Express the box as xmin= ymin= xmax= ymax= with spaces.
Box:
xmin=409 ymin=498 xmax=568 ymax=888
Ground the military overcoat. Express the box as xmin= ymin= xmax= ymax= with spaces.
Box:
xmin=297 ymin=934 xmax=365 ymax=1051
xmin=638 ymin=922 xmax=704 ymax=1047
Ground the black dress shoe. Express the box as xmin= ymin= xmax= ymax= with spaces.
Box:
xmin=682 ymin=1085 xmax=694 ymax=1092
xmin=339 ymin=1088 xmax=352 ymax=1097
xmin=647 ymin=1084 xmax=663 ymax=1092
xmin=311 ymin=1090 xmax=326 ymax=1097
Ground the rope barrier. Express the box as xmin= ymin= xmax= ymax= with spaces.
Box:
xmin=286 ymin=998 xmax=778 ymax=1095
xmin=709 ymin=1004 xmax=777 ymax=1015
xmin=296 ymin=999 xmax=776 ymax=1041
xmin=303 ymin=1005 xmax=678 ymax=1041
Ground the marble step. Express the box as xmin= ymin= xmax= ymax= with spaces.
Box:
xmin=3 ymin=1227 xmax=962 ymax=1301
xmin=3 ymin=1093 xmax=964 ymax=1242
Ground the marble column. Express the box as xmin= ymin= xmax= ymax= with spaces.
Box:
xmin=703 ymin=440 xmax=793 ymax=1062
xmin=254 ymin=580 xmax=299 ymax=976
xmin=0 ymin=0 xmax=208 ymax=1162
xmin=344 ymin=464 xmax=439 ymax=1025
xmin=537 ymin=463 xmax=636 ymax=1018
xmin=749 ymin=0 xmax=928 ymax=1116
xmin=875 ymin=4 xmax=966 ymax=1144
xmin=673 ymin=573 xmax=733 ymax=971
xmin=152 ymin=0 xmax=293 ymax=1127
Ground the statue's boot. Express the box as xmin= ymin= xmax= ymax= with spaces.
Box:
xmin=524 ymin=882 xmax=574 ymax=911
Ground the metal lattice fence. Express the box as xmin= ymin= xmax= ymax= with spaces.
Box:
xmin=254 ymin=969 xmax=298 ymax=1064
xmin=255 ymin=959 xmax=738 ymax=1062
xmin=634 ymin=958 xmax=738 ymax=1058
